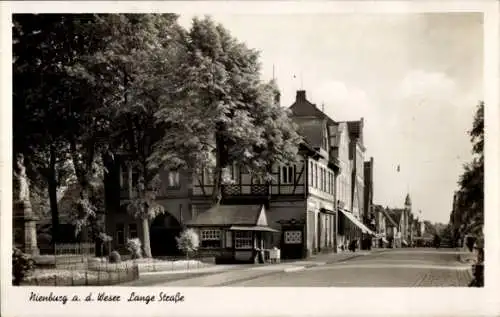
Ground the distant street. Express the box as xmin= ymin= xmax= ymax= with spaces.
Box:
xmin=130 ymin=248 xmax=472 ymax=287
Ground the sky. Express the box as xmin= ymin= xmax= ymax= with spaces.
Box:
xmin=178 ymin=13 xmax=483 ymax=224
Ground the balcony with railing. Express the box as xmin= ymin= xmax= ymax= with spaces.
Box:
xmin=222 ymin=184 xmax=270 ymax=197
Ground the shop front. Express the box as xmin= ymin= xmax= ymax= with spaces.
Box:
xmin=186 ymin=204 xmax=279 ymax=264
xmin=337 ymin=208 xmax=376 ymax=250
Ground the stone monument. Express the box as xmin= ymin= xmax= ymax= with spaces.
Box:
xmin=13 ymin=153 xmax=39 ymax=255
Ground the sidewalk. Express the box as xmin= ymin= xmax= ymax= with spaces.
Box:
xmin=456 ymin=247 xmax=475 ymax=281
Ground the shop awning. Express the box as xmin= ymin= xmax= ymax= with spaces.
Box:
xmin=229 ymin=225 xmax=280 ymax=233
xmin=338 ymin=209 xmax=376 ymax=236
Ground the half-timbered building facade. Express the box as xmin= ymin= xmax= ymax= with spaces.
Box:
xmin=189 ymin=90 xmax=340 ymax=260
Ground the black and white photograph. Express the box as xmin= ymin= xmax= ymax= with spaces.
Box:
xmin=2 ymin=1 xmax=499 ymax=316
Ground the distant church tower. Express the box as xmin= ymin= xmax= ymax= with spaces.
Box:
xmin=404 ymin=193 xmax=412 ymax=240
xmin=404 ymin=193 xmax=412 ymax=210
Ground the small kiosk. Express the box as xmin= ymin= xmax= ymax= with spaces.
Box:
xmin=186 ymin=204 xmax=280 ymax=264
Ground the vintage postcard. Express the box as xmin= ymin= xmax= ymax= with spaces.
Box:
xmin=1 ymin=1 xmax=499 ymax=316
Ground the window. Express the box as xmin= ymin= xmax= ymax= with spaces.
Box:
xmin=322 ymin=168 xmax=326 ymax=191
xmin=281 ymin=165 xmax=294 ymax=184
xmin=116 ymin=223 xmax=125 ymax=245
xmin=310 ymin=162 xmax=315 ymax=187
xmin=120 ymin=164 xmax=128 ymax=189
xmin=323 ymin=132 xmax=328 ymax=151
xmin=328 ymin=172 xmax=332 ymax=194
xmin=190 ymin=205 xmax=197 ymax=221
xmin=322 ymin=168 xmax=326 ymax=192
xmin=284 ymin=231 xmax=302 ymax=244
xmin=318 ymin=168 xmax=322 ymax=190
xmin=128 ymin=223 xmax=138 ymax=239
xmin=230 ymin=163 xmax=239 ymax=182
xmin=326 ymin=171 xmax=330 ymax=194
xmin=131 ymin=168 xmax=139 ymax=188
xmin=331 ymin=173 xmax=334 ymax=194
xmin=167 ymin=170 xmax=180 ymax=188
xmin=314 ymin=164 xmax=318 ymax=188
xmin=252 ymin=175 xmax=263 ymax=185
xmin=309 ymin=161 xmax=313 ymax=186
xmin=200 ymin=229 xmax=221 ymax=248
xmin=234 ymin=231 xmax=253 ymax=249
xmin=326 ymin=169 xmax=329 ymax=192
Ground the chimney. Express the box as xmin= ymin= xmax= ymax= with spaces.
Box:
xmin=296 ymin=90 xmax=306 ymax=102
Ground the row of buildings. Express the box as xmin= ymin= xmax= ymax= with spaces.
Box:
xmin=99 ymin=89 xmax=428 ymax=262
xmin=20 ymin=89 xmax=426 ymax=260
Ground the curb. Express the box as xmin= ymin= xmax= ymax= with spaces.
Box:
xmin=122 ymin=272 xmax=213 ymax=286
xmin=284 ymin=266 xmax=306 ymax=273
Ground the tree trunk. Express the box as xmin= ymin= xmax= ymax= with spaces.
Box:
xmin=69 ymin=137 xmax=96 ymax=242
xmin=211 ymin=130 xmax=224 ymax=205
xmin=142 ymin=217 xmax=152 ymax=258
xmin=48 ymin=145 xmax=59 ymax=244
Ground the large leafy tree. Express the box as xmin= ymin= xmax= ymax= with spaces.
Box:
xmin=69 ymin=14 xmax=187 ymax=257
xmin=12 ymin=14 xmax=96 ymax=243
xmin=449 ymin=101 xmax=484 ymax=242
xmin=153 ymin=17 xmax=301 ymax=204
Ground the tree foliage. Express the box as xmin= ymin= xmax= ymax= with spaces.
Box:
xmin=67 ymin=14 xmax=189 ymax=257
xmin=153 ymin=17 xmax=301 ymax=203
xmin=12 ymin=14 xmax=96 ymax=242
xmin=449 ymin=102 xmax=484 ymax=242
xmin=176 ymin=228 xmax=200 ymax=258
xmin=13 ymin=14 xmax=302 ymax=257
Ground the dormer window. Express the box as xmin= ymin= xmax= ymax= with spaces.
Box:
xmin=322 ymin=130 xmax=329 ymax=151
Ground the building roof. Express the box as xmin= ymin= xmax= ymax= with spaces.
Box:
xmin=382 ymin=208 xmax=399 ymax=228
xmin=289 ymin=90 xmax=336 ymax=125
xmin=387 ymin=209 xmax=405 ymax=225
xmin=186 ymin=204 xmax=270 ymax=227
xmin=292 ymin=117 xmax=325 ymax=149
xmin=345 ymin=119 xmax=364 ymax=149
xmin=346 ymin=119 xmax=363 ymax=139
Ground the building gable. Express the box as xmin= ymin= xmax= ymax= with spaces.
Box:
xmin=255 ymin=206 xmax=269 ymax=227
